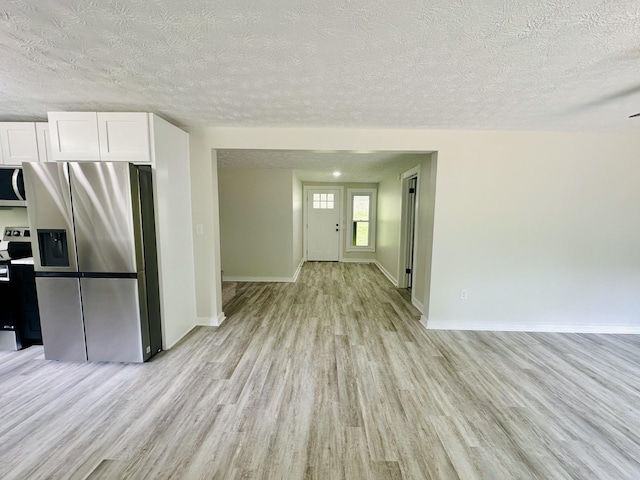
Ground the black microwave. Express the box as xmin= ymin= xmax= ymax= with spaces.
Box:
xmin=0 ymin=168 xmax=26 ymax=207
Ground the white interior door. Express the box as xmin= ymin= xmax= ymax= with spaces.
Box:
xmin=307 ymin=188 xmax=341 ymax=261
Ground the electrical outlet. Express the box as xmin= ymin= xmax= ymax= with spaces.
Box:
xmin=460 ymin=289 xmax=468 ymax=300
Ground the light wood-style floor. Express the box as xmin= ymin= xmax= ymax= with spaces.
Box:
xmin=1 ymin=262 xmax=640 ymax=479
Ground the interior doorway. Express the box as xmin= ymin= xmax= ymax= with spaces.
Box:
xmin=404 ymin=176 xmax=418 ymax=289
xmin=398 ymin=167 xmax=420 ymax=291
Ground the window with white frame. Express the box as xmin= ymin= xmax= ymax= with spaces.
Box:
xmin=347 ymin=188 xmax=376 ymax=251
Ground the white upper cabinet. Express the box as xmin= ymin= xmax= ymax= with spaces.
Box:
xmin=35 ymin=122 xmax=53 ymax=163
xmin=97 ymin=113 xmax=151 ymax=163
xmin=48 ymin=112 xmax=100 ymax=161
xmin=48 ymin=112 xmax=151 ymax=163
xmin=0 ymin=122 xmax=39 ymax=165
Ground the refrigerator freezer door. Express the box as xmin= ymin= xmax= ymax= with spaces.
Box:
xmin=36 ymin=277 xmax=86 ymax=361
xmin=69 ymin=162 xmax=137 ymax=273
xmin=23 ymin=163 xmax=78 ymax=272
xmin=81 ymin=277 xmax=147 ymax=363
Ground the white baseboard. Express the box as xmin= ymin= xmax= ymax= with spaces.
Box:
xmin=422 ymin=319 xmax=640 ymax=334
xmin=196 ymin=312 xmax=226 ymax=327
xmin=341 ymin=258 xmax=374 ymax=263
xmin=196 ymin=316 xmax=215 ymax=326
xmin=225 ymin=260 xmax=304 ymax=284
xmin=374 ymin=261 xmax=398 ymax=286
xmin=412 ymin=298 xmax=424 ymax=314
xmin=292 ymin=259 xmax=304 ymax=282
xmin=224 ymin=275 xmax=297 ymax=283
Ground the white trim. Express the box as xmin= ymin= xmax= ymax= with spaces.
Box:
xmin=196 ymin=312 xmax=226 ymax=327
xmin=196 ymin=316 xmax=213 ymax=326
xmin=224 ymin=275 xmax=298 ymax=283
xmin=292 ymin=259 xmax=304 ymax=281
xmin=303 ymin=185 xmax=345 ymax=262
xmin=374 ymin=261 xmax=398 ymax=286
xmin=422 ymin=320 xmax=640 ymax=334
xmin=402 ymin=166 xmax=421 ymax=180
xmin=341 ymin=258 xmax=374 ymax=263
xmin=412 ymin=298 xmax=424 ymax=314
xmin=346 ymin=187 xmax=377 ymax=252
xmin=225 ymin=259 xmax=305 ymax=284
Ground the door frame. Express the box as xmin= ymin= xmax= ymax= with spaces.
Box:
xmin=397 ymin=166 xmax=420 ymax=292
xmin=303 ymin=185 xmax=345 ymax=262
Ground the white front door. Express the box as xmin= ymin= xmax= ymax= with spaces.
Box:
xmin=307 ymin=188 xmax=341 ymax=261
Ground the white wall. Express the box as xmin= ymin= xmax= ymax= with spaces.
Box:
xmin=189 ymin=137 xmax=223 ymax=326
xmin=412 ymin=155 xmax=437 ymax=313
xmin=376 ymin=174 xmax=403 ymax=283
xmin=188 ymin=127 xmax=640 ymax=334
xmin=218 ymin=168 xmax=298 ymax=281
xmin=428 ymin=139 xmax=639 ymax=332
xmin=150 ymin=115 xmax=198 ymax=348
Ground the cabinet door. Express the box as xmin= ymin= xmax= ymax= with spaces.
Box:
xmin=97 ymin=112 xmax=151 ymax=163
xmin=48 ymin=112 xmax=100 ymax=161
xmin=0 ymin=122 xmax=39 ymax=165
xmin=35 ymin=122 xmax=53 ymax=162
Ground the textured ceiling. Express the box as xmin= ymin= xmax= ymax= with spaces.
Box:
xmin=0 ymin=0 xmax=639 ymax=131
xmin=217 ymin=150 xmax=429 ymax=182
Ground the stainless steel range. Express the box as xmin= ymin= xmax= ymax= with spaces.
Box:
xmin=0 ymin=226 xmax=42 ymax=351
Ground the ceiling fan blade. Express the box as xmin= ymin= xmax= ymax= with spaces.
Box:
xmin=630 ymin=112 xmax=640 ymax=118
xmin=571 ymin=85 xmax=640 ymax=112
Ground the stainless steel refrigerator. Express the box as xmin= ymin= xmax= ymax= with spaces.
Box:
xmin=23 ymin=162 xmax=162 ymax=363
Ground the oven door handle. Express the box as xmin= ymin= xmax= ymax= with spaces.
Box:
xmin=0 ymin=265 xmax=9 ymax=281
xmin=12 ymin=169 xmax=24 ymax=201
